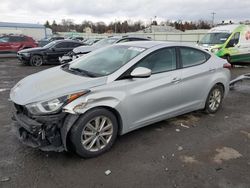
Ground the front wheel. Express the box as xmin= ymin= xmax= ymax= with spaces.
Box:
xmin=69 ymin=108 xmax=118 ymax=158
xmin=225 ymin=55 xmax=231 ymax=63
xmin=30 ymin=55 xmax=43 ymax=66
xmin=205 ymin=85 xmax=224 ymax=114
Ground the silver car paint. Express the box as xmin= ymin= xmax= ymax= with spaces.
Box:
xmin=10 ymin=41 xmax=230 ymax=135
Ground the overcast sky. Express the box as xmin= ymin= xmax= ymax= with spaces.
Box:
xmin=0 ymin=0 xmax=249 ymax=25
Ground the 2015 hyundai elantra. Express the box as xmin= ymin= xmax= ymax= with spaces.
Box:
xmin=10 ymin=41 xmax=231 ymax=158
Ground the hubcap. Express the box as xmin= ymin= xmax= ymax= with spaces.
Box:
xmin=81 ymin=116 xmax=113 ymax=152
xmin=208 ymin=89 xmax=221 ymax=111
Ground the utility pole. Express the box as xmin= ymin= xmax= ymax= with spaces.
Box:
xmin=115 ymin=19 xmax=117 ymax=33
xmin=211 ymin=12 xmax=216 ymax=26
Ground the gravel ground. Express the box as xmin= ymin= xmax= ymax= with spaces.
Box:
xmin=0 ymin=58 xmax=250 ymax=188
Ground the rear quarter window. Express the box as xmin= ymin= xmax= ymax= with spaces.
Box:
xmin=180 ymin=47 xmax=210 ymax=68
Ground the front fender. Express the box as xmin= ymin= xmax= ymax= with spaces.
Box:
xmin=63 ymin=90 xmax=125 ymax=115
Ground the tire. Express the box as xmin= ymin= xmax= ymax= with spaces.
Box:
xmin=205 ymin=85 xmax=224 ymax=114
xmin=225 ymin=55 xmax=231 ymax=63
xmin=30 ymin=55 xmax=43 ymax=66
xmin=69 ymin=108 xmax=118 ymax=158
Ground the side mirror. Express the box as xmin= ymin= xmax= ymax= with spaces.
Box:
xmin=130 ymin=67 xmax=151 ymax=78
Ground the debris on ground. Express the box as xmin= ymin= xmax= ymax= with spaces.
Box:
xmin=213 ymin=147 xmax=242 ymax=164
xmin=167 ymin=114 xmax=200 ymax=128
xmin=175 ymin=129 xmax=180 ymax=132
xmin=0 ymin=176 xmax=10 ymax=182
xmin=172 ymin=153 xmax=175 ymax=157
xmin=180 ymin=123 xmax=190 ymax=129
xmin=161 ymin=155 xmax=166 ymax=159
xmin=177 ymin=146 xmax=183 ymax=151
xmin=105 ymin=170 xmax=111 ymax=176
xmin=180 ymin=155 xmax=199 ymax=164
xmin=224 ymin=116 xmax=229 ymax=119
xmin=215 ymin=167 xmax=223 ymax=171
xmin=240 ymin=130 xmax=250 ymax=139
xmin=165 ymin=168 xmax=168 ymax=171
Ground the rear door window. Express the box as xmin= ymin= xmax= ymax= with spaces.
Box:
xmin=180 ymin=47 xmax=208 ymax=68
xmin=55 ymin=42 xmax=69 ymax=48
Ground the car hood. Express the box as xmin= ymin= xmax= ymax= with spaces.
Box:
xmin=18 ymin=47 xmax=46 ymax=53
xmin=10 ymin=66 xmax=107 ymax=105
xmin=73 ymin=45 xmax=99 ymax=54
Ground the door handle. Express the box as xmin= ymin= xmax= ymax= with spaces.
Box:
xmin=171 ymin=77 xmax=181 ymax=83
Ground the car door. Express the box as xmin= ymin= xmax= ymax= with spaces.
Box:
xmin=0 ymin=36 xmax=12 ymax=53
xmin=178 ymin=47 xmax=213 ymax=110
xmin=47 ymin=42 xmax=71 ymax=62
xmin=117 ymin=47 xmax=182 ymax=130
xmin=225 ymin=32 xmax=241 ymax=61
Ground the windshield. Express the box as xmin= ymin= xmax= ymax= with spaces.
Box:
xmin=66 ymin=45 xmax=146 ymax=77
xmin=0 ymin=36 xmax=10 ymax=43
xmin=93 ymin=38 xmax=119 ymax=47
xmin=43 ymin=41 xmax=57 ymax=48
xmin=199 ymin=32 xmax=231 ymax=45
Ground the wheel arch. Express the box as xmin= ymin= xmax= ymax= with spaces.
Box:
xmin=63 ymin=105 xmax=123 ymax=151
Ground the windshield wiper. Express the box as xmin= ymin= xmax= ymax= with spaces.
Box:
xmin=69 ymin=67 xmax=99 ymax=77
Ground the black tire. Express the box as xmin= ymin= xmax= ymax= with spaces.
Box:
xmin=205 ymin=85 xmax=224 ymax=114
xmin=225 ymin=55 xmax=231 ymax=63
xmin=30 ymin=55 xmax=43 ymax=66
xmin=69 ymin=108 xmax=118 ymax=158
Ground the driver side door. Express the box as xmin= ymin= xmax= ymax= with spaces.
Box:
xmin=118 ymin=47 xmax=183 ymax=131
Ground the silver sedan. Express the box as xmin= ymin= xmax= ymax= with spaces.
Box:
xmin=10 ymin=41 xmax=231 ymax=158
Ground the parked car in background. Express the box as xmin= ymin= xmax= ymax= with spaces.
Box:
xmin=68 ymin=36 xmax=84 ymax=41
xmin=59 ymin=36 xmax=150 ymax=64
xmin=17 ymin=40 xmax=84 ymax=66
xmin=38 ymin=36 xmax=65 ymax=47
xmin=198 ymin=24 xmax=250 ymax=64
xmin=10 ymin=41 xmax=231 ymax=158
xmin=0 ymin=34 xmax=37 ymax=54
xmin=83 ymin=38 xmax=101 ymax=45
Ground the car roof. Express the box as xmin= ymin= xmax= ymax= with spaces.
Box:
xmin=54 ymin=39 xmax=83 ymax=44
xmin=113 ymin=41 xmax=176 ymax=48
xmin=113 ymin=41 xmax=208 ymax=52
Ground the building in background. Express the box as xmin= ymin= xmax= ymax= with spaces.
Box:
xmin=0 ymin=22 xmax=52 ymax=40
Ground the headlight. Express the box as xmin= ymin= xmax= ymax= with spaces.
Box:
xmin=25 ymin=90 xmax=90 ymax=115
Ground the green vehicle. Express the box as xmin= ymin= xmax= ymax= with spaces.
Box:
xmin=198 ymin=24 xmax=250 ymax=63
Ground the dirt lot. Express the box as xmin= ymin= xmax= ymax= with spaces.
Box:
xmin=0 ymin=58 xmax=250 ymax=188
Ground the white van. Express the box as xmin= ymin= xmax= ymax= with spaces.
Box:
xmin=198 ymin=24 xmax=250 ymax=63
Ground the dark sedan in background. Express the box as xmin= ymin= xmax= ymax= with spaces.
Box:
xmin=59 ymin=36 xmax=151 ymax=64
xmin=17 ymin=40 xmax=84 ymax=66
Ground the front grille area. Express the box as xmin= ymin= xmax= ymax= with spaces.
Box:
xmin=14 ymin=103 xmax=29 ymax=116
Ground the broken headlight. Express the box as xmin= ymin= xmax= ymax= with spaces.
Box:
xmin=25 ymin=90 xmax=90 ymax=115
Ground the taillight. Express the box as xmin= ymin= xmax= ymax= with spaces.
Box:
xmin=223 ymin=63 xmax=232 ymax=69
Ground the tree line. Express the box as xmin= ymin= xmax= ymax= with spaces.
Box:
xmin=44 ymin=19 xmax=211 ymax=34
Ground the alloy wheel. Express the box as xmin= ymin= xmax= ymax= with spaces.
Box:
xmin=31 ymin=55 xmax=43 ymax=66
xmin=81 ymin=116 xmax=113 ymax=152
xmin=208 ymin=88 xmax=222 ymax=111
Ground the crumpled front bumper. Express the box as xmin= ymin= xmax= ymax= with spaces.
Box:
xmin=12 ymin=104 xmax=66 ymax=152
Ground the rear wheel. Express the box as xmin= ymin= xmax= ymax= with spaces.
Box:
xmin=205 ymin=85 xmax=224 ymax=113
xmin=30 ymin=55 xmax=43 ymax=66
xmin=69 ymin=108 xmax=118 ymax=158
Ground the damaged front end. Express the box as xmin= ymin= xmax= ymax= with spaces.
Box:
xmin=12 ymin=103 xmax=78 ymax=152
